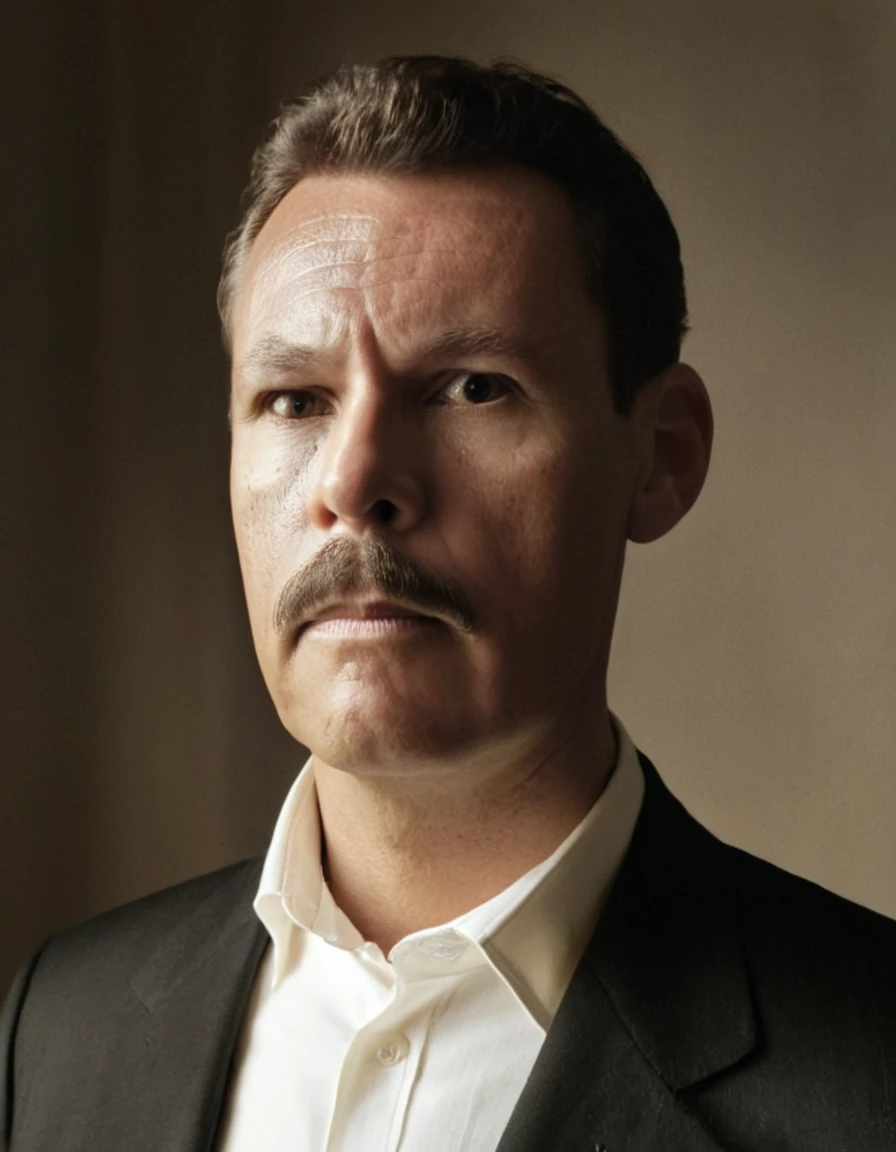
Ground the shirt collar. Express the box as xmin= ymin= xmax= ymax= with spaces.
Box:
xmin=254 ymin=716 xmax=644 ymax=1024
xmin=254 ymin=757 xmax=357 ymax=984
xmin=468 ymin=717 xmax=644 ymax=1026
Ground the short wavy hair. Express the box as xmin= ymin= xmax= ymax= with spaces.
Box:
xmin=218 ymin=55 xmax=688 ymax=412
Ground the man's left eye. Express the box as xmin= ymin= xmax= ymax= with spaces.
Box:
xmin=442 ymin=373 xmax=510 ymax=405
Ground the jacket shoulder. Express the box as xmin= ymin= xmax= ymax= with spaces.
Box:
xmin=713 ymin=824 xmax=896 ymax=956
xmin=663 ymin=776 xmax=896 ymax=997
xmin=3 ymin=857 xmax=262 ymax=1043
xmin=2 ymin=859 xmax=266 ymax=1150
xmin=639 ymin=752 xmax=896 ymax=954
xmin=33 ymin=857 xmax=262 ymax=974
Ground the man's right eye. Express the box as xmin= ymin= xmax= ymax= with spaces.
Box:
xmin=267 ymin=391 xmax=322 ymax=419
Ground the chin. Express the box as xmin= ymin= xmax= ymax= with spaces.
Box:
xmin=272 ymin=647 xmax=487 ymax=767
xmin=280 ymin=683 xmax=490 ymax=776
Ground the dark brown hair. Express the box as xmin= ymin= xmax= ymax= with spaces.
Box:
xmin=218 ymin=55 xmax=688 ymax=412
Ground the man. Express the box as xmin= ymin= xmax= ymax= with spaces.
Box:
xmin=2 ymin=54 xmax=895 ymax=1152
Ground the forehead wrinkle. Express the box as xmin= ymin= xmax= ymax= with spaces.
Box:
xmin=264 ymin=275 xmax=463 ymax=358
xmin=261 ymin=208 xmax=470 ymax=268
xmin=268 ymin=249 xmax=466 ymax=283
xmin=262 ymin=210 xmax=382 ymax=248
xmin=252 ymin=224 xmax=473 ymax=305
xmin=249 ymin=198 xmax=512 ymax=318
xmin=249 ymin=236 xmax=482 ymax=340
xmin=261 ymin=205 xmax=504 ymax=275
xmin=239 ymin=181 xmax=557 ymax=369
xmin=256 ymin=273 xmax=456 ymax=332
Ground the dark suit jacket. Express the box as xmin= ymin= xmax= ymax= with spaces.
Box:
xmin=3 ymin=754 xmax=896 ymax=1151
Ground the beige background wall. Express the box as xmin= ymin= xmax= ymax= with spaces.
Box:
xmin=2 ymin=0 xmax=894 ymax=994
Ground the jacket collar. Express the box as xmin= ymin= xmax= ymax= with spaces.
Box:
xmin=495 ymin=753 xmax=757 ymax=1152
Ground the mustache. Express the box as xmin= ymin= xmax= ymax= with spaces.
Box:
xmin=273 ymin=535 xmax=476 ymax=638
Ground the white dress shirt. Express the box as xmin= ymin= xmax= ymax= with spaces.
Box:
xmin=217 ymin=717 xmax=644 ymax=1152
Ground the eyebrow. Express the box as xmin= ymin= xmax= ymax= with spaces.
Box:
xmin=236 ymin=335 xmax=322 ymax=381
xmin=236 ymin=327 xmax=536 ymax=384
xmin=417 ymin=327 xmax=535 ymax=364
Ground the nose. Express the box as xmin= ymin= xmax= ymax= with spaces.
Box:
xmin=305 ymin=386 xmax=427 ymax=534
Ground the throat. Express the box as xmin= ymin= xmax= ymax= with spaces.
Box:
xmin=312 ymin=730 xmax=616 ymax=955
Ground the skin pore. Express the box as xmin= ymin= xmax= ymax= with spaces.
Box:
xmin=229 ymin=165 xmax=712 ymax=954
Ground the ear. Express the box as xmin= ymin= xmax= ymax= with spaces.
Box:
xmin=626 ymin=363 xmax=714 ymax=544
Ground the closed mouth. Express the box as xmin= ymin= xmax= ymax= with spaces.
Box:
xmin=299 ymin=600 xmax=437 ymax=637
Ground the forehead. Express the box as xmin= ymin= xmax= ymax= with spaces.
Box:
xmin=231 ymin=166 xmax=597 ymax=370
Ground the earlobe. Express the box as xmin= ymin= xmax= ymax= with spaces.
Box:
xmin=626 ymin=363 xmax=713 ymax=545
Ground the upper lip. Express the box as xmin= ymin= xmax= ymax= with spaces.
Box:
xmin=301 ymin=600 xmax=432 ymax=630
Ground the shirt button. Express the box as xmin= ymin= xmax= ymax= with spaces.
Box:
xmin=375 ymin=1033 xmax=409 ymax=1066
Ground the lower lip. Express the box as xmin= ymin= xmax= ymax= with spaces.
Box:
xmin=302 ymin=616 xmax=439 ymax=639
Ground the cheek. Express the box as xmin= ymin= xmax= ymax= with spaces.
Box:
xmin=448 ymin=429 xmax=587 ymax=561
xmin=230 ymin=431 xmax=316 ymax=621
xmin=446 ymin=428 xmax=628 ymax=629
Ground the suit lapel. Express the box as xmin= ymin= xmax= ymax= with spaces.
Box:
xmin=496 ymin=756 xmax=757 ymax=1152
xmin=124 ymin=859 xmax=268 ymax=1152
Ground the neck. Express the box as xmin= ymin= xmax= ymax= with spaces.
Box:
xmin=313 ymin=712 xmax=617 ymax=955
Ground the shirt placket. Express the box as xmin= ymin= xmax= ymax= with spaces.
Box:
xmin=324 ymin=934 xmax=483 ymax=1152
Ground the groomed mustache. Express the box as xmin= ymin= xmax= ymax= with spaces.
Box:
xmin=273 ymin=535 xmax=476 ymax=638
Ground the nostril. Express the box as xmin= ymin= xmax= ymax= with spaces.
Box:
xmin=374 ymin=499 xmax=398 ymax=524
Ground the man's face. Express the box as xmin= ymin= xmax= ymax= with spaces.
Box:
xmin=229 ymin=166 xmax=640 ymax=778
